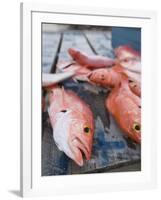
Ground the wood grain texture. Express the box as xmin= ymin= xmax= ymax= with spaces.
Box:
xmin=84 ymin=31 xmax=115 ymax=58
xmin=57 ymin=30 xmax=94 ymax=63
xmin=42 ymin=32 xmax=61 ymax=73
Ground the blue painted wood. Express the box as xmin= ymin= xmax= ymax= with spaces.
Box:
xmin=112 ymin=27 xmax=141 ymax=51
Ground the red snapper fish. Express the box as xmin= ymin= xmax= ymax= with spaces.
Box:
xmin=57 ymin=47 xmax=141 ymax=97
xmin=68 ymin=48 xmax=115 ymax=68
xmin=48 ymin=86 xmax=94 ymax=166
xmin=88 ymin=65 xmax=141 ymax=143
xmin=55 ymin=47 xmax=141 ymax=143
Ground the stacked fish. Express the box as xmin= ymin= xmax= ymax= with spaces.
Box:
xmin=42 ymin=45 xmax=141 ymax=166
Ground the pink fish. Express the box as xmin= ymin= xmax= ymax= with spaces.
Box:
xmin=68 ymin=48 xmax=115 ymax=68
xmin=115 ymin=45 xmax=141 ymax=74
xmin=58 ymin=47 xmax=141 ymax=97
xmin=88 ymin=65 xmax=141 ymax=143
xmin=48 ymin=86 xmax=94 ymax=166
xmin=57 ymin=61 xmax=91 ymax=82
xmin=114 ymin=45 xmax=141 ymax=60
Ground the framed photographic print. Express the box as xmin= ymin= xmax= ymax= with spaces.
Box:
xmin=20 ymin=2 xmax=157 ymax=197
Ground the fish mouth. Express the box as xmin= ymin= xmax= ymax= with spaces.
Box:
xmin=87 ymin=72 xmax=93 ymax=80
xmin=136 ymin=134 xmax=141 ymax=144
xmin=87 ymin=72 xmax=97 ymax=84
xmin=87 ymin=72 xmax=102 ymax=87
xmin=135 ymin=132 xmax=141 ymax=144
xmin=70 ymin=136 xmax=91 ymax=166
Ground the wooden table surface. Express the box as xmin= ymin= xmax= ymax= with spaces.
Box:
xmin=42 ymin=26 xmax=141 ymax=176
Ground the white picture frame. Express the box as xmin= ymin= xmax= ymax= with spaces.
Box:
xmin=20 ymin=2 xmax=157 ymax=197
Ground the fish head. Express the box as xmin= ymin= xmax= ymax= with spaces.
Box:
xmin=53 ymin=109 xmax=94 ymax=166
xmin=122 ymin=106 xmax=141 ymax=143
xmin=129 ymin=116 xmax=141 ymax=143
xmin=88 ymin=68 xmax=109 ymax=85
xmin=88 ymin=68 xmax=120 ymax=87
xmin=125 ymin=96 xmax=141 ymax=144
xmin=68 ymin=115 xmax=94 ymax=166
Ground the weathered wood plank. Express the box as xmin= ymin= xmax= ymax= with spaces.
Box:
xmin=42 ymin=112 xmax=70 ymax=176
xmin=84 ymin=31 xmax=114 ymax=58
xmin=112 ymin=27 xmax=141 ymax=51
xmin=42 ymin=32 xmax=61 ymax=73
xmin=57 ymin=30 xmax=94 ymax=64
xmin=104 ymin=30 xmax=112 ymax=40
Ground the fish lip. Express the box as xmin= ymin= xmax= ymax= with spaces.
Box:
xmin=70 ymin=140 xmax=84 ymax=166
xmin=77 ymin=158 xmax=84 ymax=166
xmin=87 ymin=72 xmax=100 ymax=86
xmin=71 ymin=137 xmax=91 ymax=162
xmin=135 ymin=133 xmax=141 ymax=144
xmin=74 ymin=150 xmax=84 ymax=166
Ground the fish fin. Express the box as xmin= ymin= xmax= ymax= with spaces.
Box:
xmin=42 ymin=71 xmax=74 ymax=89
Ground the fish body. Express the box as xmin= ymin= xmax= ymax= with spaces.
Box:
xmin=48 ymin=86 xmax=94 ymax=166
xmin=68 ymin=48 xmax=115 ymax=68
xmin=57 ymin=47 xmax=141 ymax=97
xmin=88 ymin=65 xmax=141 ymax=143
xmin=106 ymin=78 xmax=141 ymax=143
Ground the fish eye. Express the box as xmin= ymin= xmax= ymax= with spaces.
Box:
xmin=132 ymin=122 xmax=141 ymax=133
xmin=84 ymin=126 xmax=90 ymax=134
xmin=60 ymin=110 xmax=67 ymax=113
xmin=124 ymin=58 xmax=128 ymax=62
xmin=128 ymin=79 xmax=133 ymax=83
xmin=101 ymin=74 xmax=105 ymax=80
